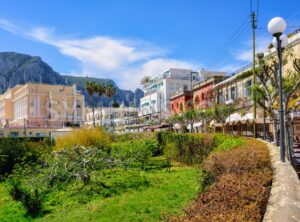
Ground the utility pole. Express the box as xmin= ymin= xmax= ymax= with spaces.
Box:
xmin=251 ymin=9 xmax=257 ymax=138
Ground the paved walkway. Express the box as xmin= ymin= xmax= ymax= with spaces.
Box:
xmin=262 ymin=140 xmax=300 ymax=222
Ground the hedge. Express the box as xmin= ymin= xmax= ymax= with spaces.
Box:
xmin=169 ymin=138 xmax=272 ymax=222
xmin=156 ymin=132 xmax=242 ymax=165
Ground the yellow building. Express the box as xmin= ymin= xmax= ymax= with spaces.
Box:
xmin=0 ymin=83 xmax=85 ymax=136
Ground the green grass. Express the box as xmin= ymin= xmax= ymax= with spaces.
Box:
xmin=0 ymin=160 xmax=199 ymax=222
xmin=0 ymin=183 xmax=30 ymax=222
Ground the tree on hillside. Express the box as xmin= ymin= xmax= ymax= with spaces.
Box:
xmin=140 ymin=76 xmax=152 ymax=86
xmin=85 ymin=81 xmax=97 ymax=127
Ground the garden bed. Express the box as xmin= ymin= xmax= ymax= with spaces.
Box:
xmin=0 ymin=130 xmax=272 ymax=221
xmin=169 ymin=137 xmax=272 ymax=222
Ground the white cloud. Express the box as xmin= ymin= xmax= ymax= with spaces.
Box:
xmin=119 ymin=58 xmax=198 ymax=89
xmin=28 ymin=27 xmax=165 ymax=71
xmin=232 ymin=36 xmax=271 ymax=62
xmin=0 ymin=18 xmax=200 ymax=90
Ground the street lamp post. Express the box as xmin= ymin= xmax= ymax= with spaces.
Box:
xmin=267 ymin=17 xmax=289 ymax=162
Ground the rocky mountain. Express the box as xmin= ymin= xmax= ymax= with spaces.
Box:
xmin=0 ymin=52 xmax=144 ymax=107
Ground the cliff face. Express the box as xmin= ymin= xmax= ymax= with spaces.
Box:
xmin=0 ymin=52 xmax=143 ymax=107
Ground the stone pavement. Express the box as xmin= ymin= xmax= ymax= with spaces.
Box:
xmin=262 ymin=140 xmax=300 ymax=222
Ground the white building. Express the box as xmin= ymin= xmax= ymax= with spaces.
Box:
xmin=138 ymin=68 xmax=226 ymax=120
xmin=139 ymin=68 xmax=200 ymax=119
xmin=85 ymin=102 xmax=139 ymax=128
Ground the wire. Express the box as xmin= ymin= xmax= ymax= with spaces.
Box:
xmin=206 ymin=16 xmax=250 ymax=66
xmin=287 ymin=9 xmax=300 ymax=21
xmin=256 ymin=0 xmax=260 ymax=26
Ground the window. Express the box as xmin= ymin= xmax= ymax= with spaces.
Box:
xmin=170 ymin=82 xmax=174 ymax=90
xmin=231 ymin=87 xmax=236 ymax=100
xmin=202 ymin=93 xmax=205 ymax=100
xmin=76 ymin=100 xmax=81 ymax=108
xmin=10 ymin=132 xmax=19 ymax=137
xmin=244 ymin=80 xmax=252 ymax=97
xmin=179 ymin=102 xmax=183 ymax=112
xmin=218 ymin=90 xmax=223 ymax=103
xmin=194 ymin=96 xmax=200 ymax=104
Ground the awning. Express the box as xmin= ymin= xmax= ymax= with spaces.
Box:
xmin=241 ymin=113 xmax=254 ymax=121
xmin=210 ymin=120 xmax=223 ymax=127
xmin=194 ymin=122 xmax=202 ymax=127
xmin=226 ymin=113 xmax=242 ymax=123
xmin=187 ymin=122 xmax=202 ymax=129
xmin=173 ymin=123 xmax=181 ymax=129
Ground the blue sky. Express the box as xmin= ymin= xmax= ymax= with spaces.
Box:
xmin=0 ymin=0 xmax=299 ymax=90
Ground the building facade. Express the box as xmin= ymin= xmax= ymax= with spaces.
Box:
xmin=0 ymin=83 xmax=85 ymax=130
xmin=85 ymin=103 xmax=139 ymax=128
xmin=170 ymin=89 xmax=192 ymax=115
xmin=139 ymin=68 xmax=200 ymax=120
xmin=193 ymin=76 xmax=227 ymax=110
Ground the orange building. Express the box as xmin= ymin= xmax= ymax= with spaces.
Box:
xmin=170 ymin=89 xmax=192 ymax=115
xmin=193 ymin=76 xmax=226 ymax=109
xmin=0 ymin=83 xmax=85 ymax=129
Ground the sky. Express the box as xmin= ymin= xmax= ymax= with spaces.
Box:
xmin=0 ymin=0 xmax=299 ymax=90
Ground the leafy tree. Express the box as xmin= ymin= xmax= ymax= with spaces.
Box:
xmin=48 ymin=146 xmax=114 ymax=185
xmin=198 ymin=108 xmax=216 ymax=133
xmin=213 ymin=104 xmax=235 ymax=133
xmin=112 ymin=101 xmax=120 ymax=108
xmin=253 ymin=51 xmax=300 ymax=146
xmin=166 ymin=114 xmax=186 ymax=132
xmin=183 ymin=109 xmax=198 ymax=133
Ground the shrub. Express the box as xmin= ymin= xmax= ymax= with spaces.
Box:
xmin=204 ymin=138 xmax=271 ymax=177
xmin=157 ymin=132 xmax=239 ymax=165
xmin=169 ymin=138 xmax=272 ymax=222
xmin=164 ymin=142 xmax=178 ymax=171
xmin=21 ymin=189 xmax=43 ymax=217
xmin=114 ymin=132 xmax=156 ymax=142
xmin=9 ymin=178 xmax=23 ymax=200
xmin=111 ymin=140 xmax=155 ymax=169
xmin=0 ymin=139 xmax=49 ymax=178
xmin=54 ymin=127 xmax=111 ymax=150
xmin=8 ymin=179 xmax=43 ymax=217
xmin=213 ymin=137 xmax=244 ymax=152
xmin=48 ymin=146 xmax=114 ymax=185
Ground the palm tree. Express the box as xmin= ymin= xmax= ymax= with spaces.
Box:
xmin=140 ymin=76 xmax=152 ymax=86
xmin=105 ymin=83 xmax=116 ymax=130
xmin=85 ymin=81 xmax=97 ymax=127
xmin=96 ymin=83 xmax=105 ymax=127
